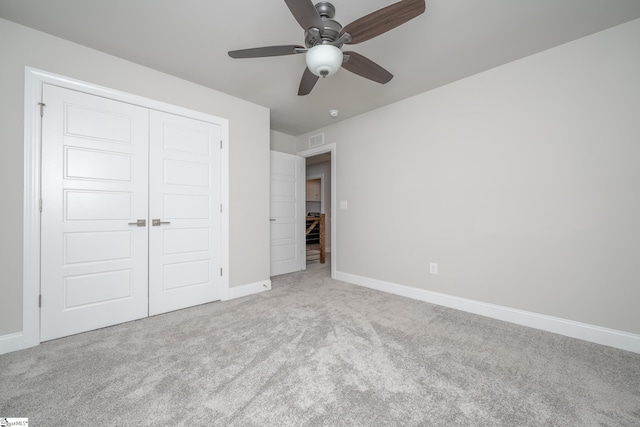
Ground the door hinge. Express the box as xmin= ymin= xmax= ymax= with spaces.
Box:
xmin=220 ymin=268 xmax=223 ymax=277
xmin=39 ymin=294 xmax=42 ymax=308
xmin=39 ymin=198 xmax=42 ymax=212
xmin=220 ymin=140 xmax=223 ymax=150
xmin=38 ymin=102 xmax=46 ymax=117
xmin=220 ymin=203 xmax=223 ymax=213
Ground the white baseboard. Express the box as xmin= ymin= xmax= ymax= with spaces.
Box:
xmin=0 ymin=332 xmax=25 ymax=355
xmin=334 ymin=270 xmax=640 ymax=354
xmin=228 ymin=280 xmax=272 ymax=300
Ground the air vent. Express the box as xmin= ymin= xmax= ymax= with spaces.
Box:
xmin=309 ymin=133 xmax=325 ymax=148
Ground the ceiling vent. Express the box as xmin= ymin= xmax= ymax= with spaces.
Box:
xmin=309 ymin=133 xmax=325 ymax=148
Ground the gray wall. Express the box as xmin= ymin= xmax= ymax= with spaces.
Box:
xmin=0 ymin=19 xmax=271 ymax=336
xmin=297 ymin=19 xmax=640 ymax=335
xmin=270 ymin=130 xmax=297 ymax=154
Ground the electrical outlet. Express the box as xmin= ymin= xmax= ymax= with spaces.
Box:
xmin=430 ymin=263 xmax=438 ymax=275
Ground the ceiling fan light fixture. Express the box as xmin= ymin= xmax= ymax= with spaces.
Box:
xmin=306 ymin=45 xmax=343 ymax=78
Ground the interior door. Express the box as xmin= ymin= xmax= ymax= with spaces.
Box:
xmin=40 ymin=84 xmax=149 ymax=341
xmin=270 ymin=151 xmax=304 ymax=276
xmin=148 ymin=110 xmax=222 ymax=315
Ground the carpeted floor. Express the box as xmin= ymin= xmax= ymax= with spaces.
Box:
xmin=1 ymin=262 xmax=639 ymax=426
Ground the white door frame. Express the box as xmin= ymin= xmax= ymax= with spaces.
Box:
xmin=297 ymin=143 xmax=336 ymax=278
xmin=22 ymin=67 xmax=230 ymax=350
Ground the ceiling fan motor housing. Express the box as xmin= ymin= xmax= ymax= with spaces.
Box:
xmin=305 ymin=2 xmax=342 ymax=47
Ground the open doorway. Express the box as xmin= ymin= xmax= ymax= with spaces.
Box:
xmin=298 ymin=144 xmax=336 ymax=277
xmin=305 ymin=155 xmax=330 ymax=265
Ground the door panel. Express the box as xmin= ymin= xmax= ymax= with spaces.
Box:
xmin=65 ymin=147 xmax=133 ymax=181
xmin=65 ymin=104 xmax=135 ymax=143
xmin=164 ymin=159 xmax=210 ymax=187
xmin=64 ymin=269 xmax=133 ymax=308
xmin=163 ymin=260 xmax=210 ymax=290
xmin=149 ymin=111 xmax=221 ymax=316
xmin=270 ymin=151 xmax=304 ymax=276
xmin=64 ymin=231 xmax=132 ymax=264
xmin=40 ymin=84 xmax=149 ymax=341
xmin=65 ymin=190 xmax=133 ymax=220
xmin=163 ymin=228 xmax=210 ymax=254
xmin=163 ymin=194 xmax=210 ymax=219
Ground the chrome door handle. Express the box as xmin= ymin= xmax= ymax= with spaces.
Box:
xmin=152 ymin=219 xmax=171 ymax=226
xmin=128 ymin=219 xmax=146 ymax=227
xmin=270 ymin=218 xmax=276 ymax=222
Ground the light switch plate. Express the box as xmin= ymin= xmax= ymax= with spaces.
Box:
xmin=339 ymin=200 xmax=348 ymax=209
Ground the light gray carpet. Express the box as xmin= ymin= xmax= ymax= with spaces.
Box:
xmin=1 ymin=262 xmax=639 ymax=426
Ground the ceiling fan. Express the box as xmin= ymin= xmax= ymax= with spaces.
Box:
xmin=228 ymin=0 xmax=426 ymax=96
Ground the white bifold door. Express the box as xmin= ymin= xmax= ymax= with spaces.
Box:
xmin=40 ymin=84 xmax=222 ymax=341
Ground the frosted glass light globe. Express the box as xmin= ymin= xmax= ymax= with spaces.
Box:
xmin=305 ymin=45 xmax=343 ymax=78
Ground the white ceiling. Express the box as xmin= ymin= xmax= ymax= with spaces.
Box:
xmin=2 ymin=0 xmax=640 ymax=136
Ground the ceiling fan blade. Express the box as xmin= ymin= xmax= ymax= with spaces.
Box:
xmin=341 ymin=0 xmax=425 ymax=45
xmin=342 ymin=52 xmax=393 ymax=84
xmin=284 ymin=0 xmax=325 ymax=33
xmin=228 ymin=45 xmax=305 ymax=58
xmin=298 ymin=67 xmax=320 ymax=96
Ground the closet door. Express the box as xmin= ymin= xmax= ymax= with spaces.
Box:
xmin=40 ymin=84 xmax=149 ymax=341
xmin=148 ymin=110 xmax=222 ymax=315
